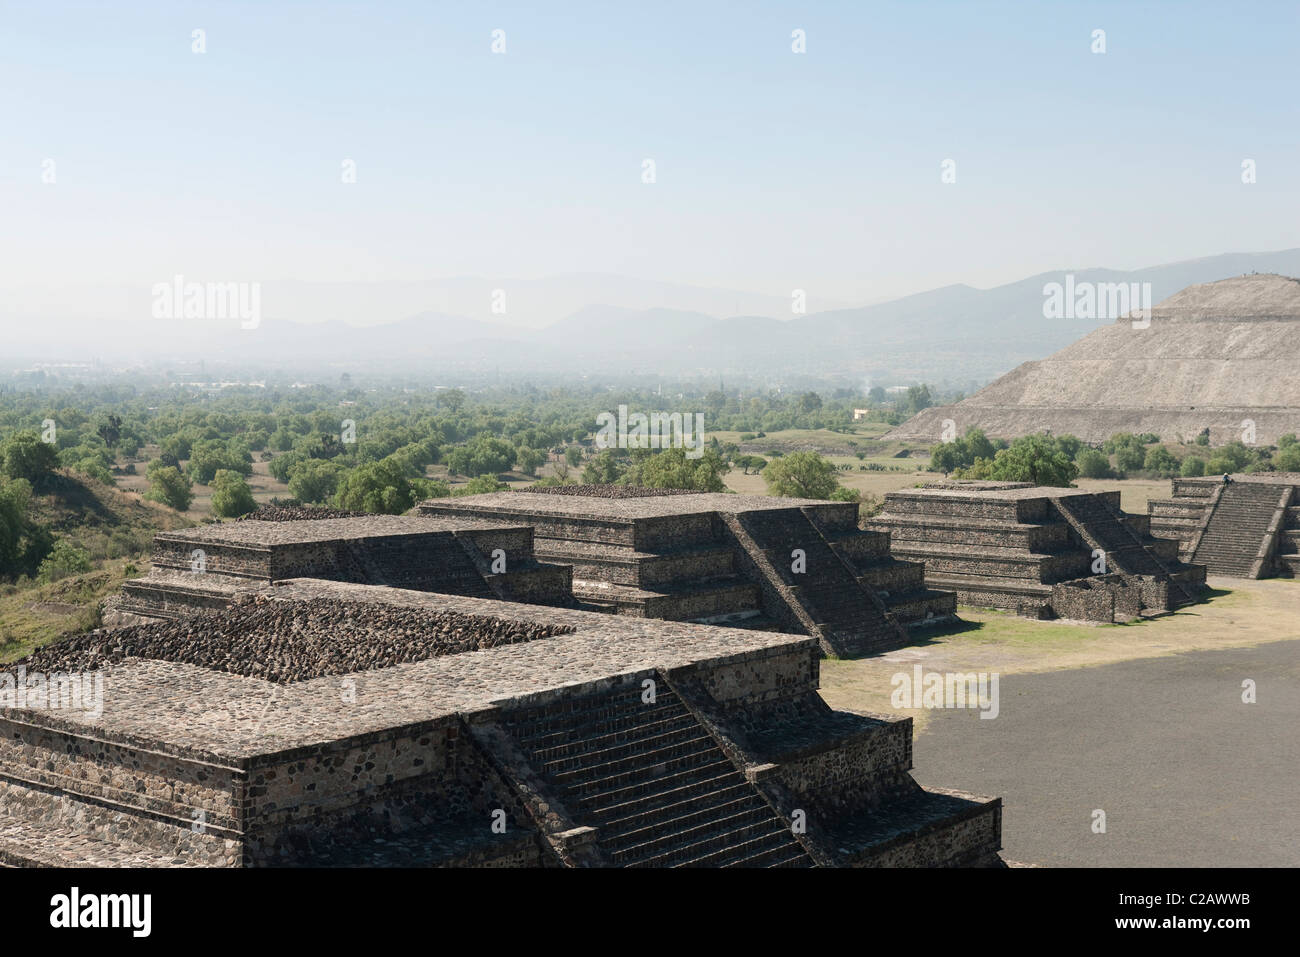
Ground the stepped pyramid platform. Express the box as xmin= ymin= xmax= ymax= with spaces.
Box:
xmin=110 ymin=513 xmax=574 ymax=625
xmin=868 ymin=482 xmax=1206 ymax=620
xmin=1148 ymin=474 xmax=1300 ymax=578
xmin=887 ymin=274 xmax=1300 ymax=445
xmin=418 ymin=487 xmax=957 ymax=658
xmin=0 ymin=580 xmax=1001 ymax=868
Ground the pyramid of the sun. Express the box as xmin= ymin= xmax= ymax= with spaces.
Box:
xmin=886 ymin=273 xmax=1300 ymax=445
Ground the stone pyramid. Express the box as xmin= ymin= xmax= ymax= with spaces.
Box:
xmin=887 ymin=273 xmax=1300 ymax=445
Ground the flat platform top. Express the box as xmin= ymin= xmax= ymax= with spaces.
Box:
xmin=891 ymin=485 xmax=1100 ymax=502
xmin=155 ymin=514 xmax=525 ymax=547
xmin=1180 ymin=473 xmax=1300 ymax=485
xmin=422 ymin=490 xmax=848 ymax=521
xmin=5 ymin=580 xmax=811 ymax=762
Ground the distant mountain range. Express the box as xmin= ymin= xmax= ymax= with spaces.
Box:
xmin=9 ymin=250 xmax=1300 ymax=387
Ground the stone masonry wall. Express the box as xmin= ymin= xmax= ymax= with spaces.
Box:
xmin=0 ymin=716 xmax=242 ymax=865
xmin=770 ymin=719 xmax=915 ymax=819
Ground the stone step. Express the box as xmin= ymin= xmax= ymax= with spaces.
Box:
xmin=533 ymin=540 xmax=735 ymax=589
xmin=889 ymin=543 xmax=1090 ymax=582
xmin=1192 ymin=482 xmax=1284 ymax=579
xmin=885 ymin=588 xmax=959 ymax=625
xmin=564 ymin=744 xmax=724 ymax=799
xmin=548 ymin=732 xmax=716 ymax=787
xmin=0 ymin=814 xmax=203 ymax=868
xmin=570 ymin=579 xmax=761 ymax=620
xmin=595 ymin=781 xmax=757 ymax=837
xmin=588 ymin=771 xmax=749 ymax=827
xmin=501 ymin=676 xmax=809 ymax=868
xmin=610 ymin=803 xmax=778 ymax=864
xmin=877 ymin=493 xmax=1030 ymax=522
xmin=728 ymin=841 xmax=816 ymax=868
xmin=853 ymin=558 xmax=928 ymax=592
xmin=506 ymin=697 xmax=685 ymax=752
xmin=829 ymin=785 xmax=1002 ymax=867
xmin=528 ymin=711 xmax=699 ymax=764
xmin=820 ymin=527 xmax=891 ymax=563
xmin=573 ymin=753 xmax=737 ymax=810
xmin=598 ymin=790 xmax=769 ymax=858
xmin=629 ymin=819 xmax=800 ymax=868
xmin=867 ymin=513 xmax=1068 ymax=551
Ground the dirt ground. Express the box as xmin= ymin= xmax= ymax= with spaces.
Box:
xmin=724 ymin=468 xmax=1173 ymax=514
xmin=818 ymin=576 xmax=1300 ymax=733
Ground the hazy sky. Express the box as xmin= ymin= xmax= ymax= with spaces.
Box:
xmin=3 ymin=0 xmax=1298 ymax=310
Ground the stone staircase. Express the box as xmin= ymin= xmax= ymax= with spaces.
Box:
xmin=497 ymin=679 xmax=813 ymax=867
xmin=869 ymin=492 xmax=1082 ymax=618
xmin=534 ymin=539 xmax=765 ymax=622
xmin=1278 ymin=504 xmax=1300 ymax=577
xmin=422 ymin=493 xmax=955 ymax=655
xmin=1148 ymin=480 xmax=1219 ymax=560
xmin=1192 ymin=483 xmax=1293 ymax=578
xmin=724 ymin=508 xmax=908 ymax=657
xmin=1051 ymin=493 xmax=1201 ymax=608
xmin=872 ymin=487 xmax=1206 ymax=618
xmin=819 ymin=527 xmax=957 ymax=627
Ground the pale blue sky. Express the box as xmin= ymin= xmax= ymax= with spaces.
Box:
xmin=2 ymin=0 xmax=1297 ymax=309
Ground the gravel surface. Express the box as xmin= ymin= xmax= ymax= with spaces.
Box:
xmin=19 ymin=596 xmax=575 ymax=683
xmin=236 ymin=504 xmax=369 ymax=522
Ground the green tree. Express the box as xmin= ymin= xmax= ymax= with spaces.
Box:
xmin=73 ymin=458 xmax=116 ymax=485
xmin=457 ymin=475 xmax=510 ymax=495
xmin=515 ymin=446 xmax=545 ymax=477
xmin=160 ymin=431 xmax=196 ymax=462
xmin=1105 ymin=432 xmax=1150 ymax=473
xmin=0 ymin=478 xmax=51 ymax=577
xmin=95 ymin=414 xmax=123 ymax=450
xmin=622 ymin=447 xmax=729 ymax=492
xmin=446 ymin=435 xmax=516 ymax=477
xmin=582 ymin=450 xmax=626 ymax=485
xmin=211 ymin=470 xmax=257 ymax=518
xmin=145 ymin=464 xmax=194 ymax=512
xmin=761 ymin=451 xmax=840 ymax=499
xmin=983 ymin=435 xmax=1079 ymax=487
xmin=1143 ymin=446 xmax=1180 ymax=476
xmin=2 ymin=430 xmax=59 ymax=485
xmin=188 ymin=439 xmax=253 ymax=484
xmin=1075 ymin=448 xmax=1112 ymax=479
xmin=287 ymin=459 xmax=344 ymax=504
xmin=333 ymin=458 xmax=418 ymax=514
xmin=564 ymin=445 xmax=582 ymax=467
xmin=1180 ymin=456 xmax=1207 ymax=477
xmin=411 ymin=478 xmax=452 ymax=499
xmin=37 ymin=539 xmax=92 ymax=583
xmin=930 ymin=427 xmax=996 ymax=474
xmin=268 ymin=450 xmax=305 ymax=483
xmin=1210 ymin=441 xmax=1255 ymax=473
xmin=268 ymin=428 xmax=296 ymax=452
xmin=1275 ymin=444 xmax=1300 ymax=472
xmin=797 ymin=392 xmax=823 ymax=415
xmin=904 ymin=385 xmax=933 ymax=415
